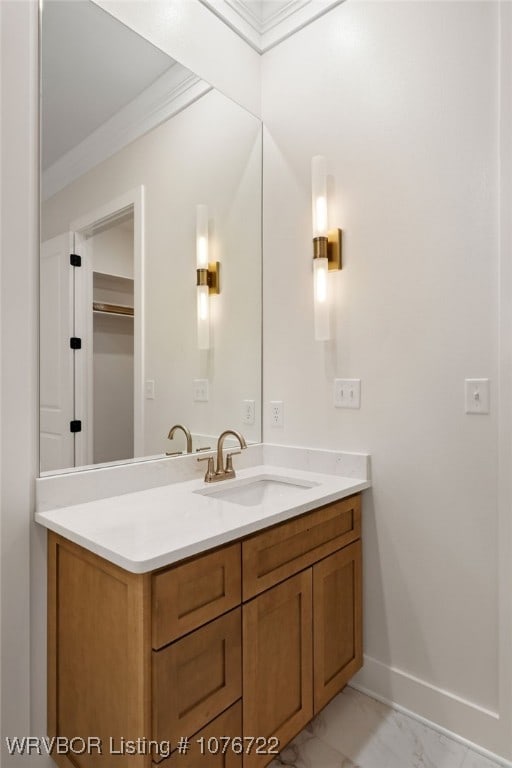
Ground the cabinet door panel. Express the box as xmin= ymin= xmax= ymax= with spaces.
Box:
xmin=153 ymin=609 xmax=242 ymax=753
xmin=48 ymin=533 xmax=151 ymax=768
xmin=313 ymin=541 xmax=362 ymax=713
xmin=243 ymin=570 xmax=313 ymax=768
xmin=153 ymin=543 xmax=241 ymax=649
xmin=243 ymin=495 xmax=360 ymax=600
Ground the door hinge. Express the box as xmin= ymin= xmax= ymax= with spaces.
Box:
xmin=70 ymin=253 xmax=81 ymax=267
xmin=70 ymin=420 xmax=82 ymax=433
xmin=70 ymin=337 xmax=82 ymax=350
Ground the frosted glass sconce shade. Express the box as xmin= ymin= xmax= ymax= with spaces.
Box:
xmin=311 ymin=156 xmax=342 ymax=342
xmin=197 ymin=284 xmax=210 ymax=350
xmin=195 ymin=204 xmax=220 ymax=351
xmin=196 ymin=204 xmax=209 ymax=269
xmin=312 ymin=155 xmax=328 ymax=238
xmin=313 ymin=256 xmax=329 ymax=341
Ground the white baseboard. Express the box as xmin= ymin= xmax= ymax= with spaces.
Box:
xmin=351 ymin=655 xmax=511 ymax=766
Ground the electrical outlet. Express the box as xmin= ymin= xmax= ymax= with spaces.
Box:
xmin=193 ymin=379 xmax=209 ymax=402
xmin=145 ymin=380 xmax=155 ymax=400
xmin=242 ymin=400 xmax=255 ymax=425
xmin=465 ymin=378 xmax=490 ymax=414
xmin=270 ymin=401 xmax=284 ymax=427
xmin=334 ymin=379 xmax=361 ymax=409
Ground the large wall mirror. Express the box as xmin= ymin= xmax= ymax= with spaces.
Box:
xmin=39 ymin=0 xmax=262 ymax=474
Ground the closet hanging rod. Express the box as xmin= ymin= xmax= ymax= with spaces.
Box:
xmin=92 ymin=302 xmax=134 ymax=317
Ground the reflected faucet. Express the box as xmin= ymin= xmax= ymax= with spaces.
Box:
xmin=167 ymin=424 xmax=193 ymax=455
xmin=197 ymin=429 xmax=247 ymax=482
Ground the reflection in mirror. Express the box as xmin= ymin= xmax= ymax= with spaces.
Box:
xmin=40 ymin=0 xmax=262 ymax=474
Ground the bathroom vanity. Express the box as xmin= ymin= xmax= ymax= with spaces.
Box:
xmin=38 ymin=458 xmax=367 ymax=768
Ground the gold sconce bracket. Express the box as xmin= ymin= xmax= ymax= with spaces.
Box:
xmin=328 ymin=228 xmax=342 ymax=270
xmin=208 ymin=261 xmax=220 ymax=294
xmin=313 ymin=229 xmax=342 ymax=270
xmin=196 ymin=262 xmax=220 ymax=294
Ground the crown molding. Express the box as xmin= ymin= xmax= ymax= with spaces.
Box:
xmin=223 ymin=1 xmax=310 ymax=35
xmin=199 ymin=0 xmax=344 ymax=52
xmin=42 ymin=65 xmax=211 ymax=201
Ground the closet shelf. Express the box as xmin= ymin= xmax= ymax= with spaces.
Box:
xmin=93 ymin=301 xmax=134 ymax=317
xmin=93 ymin=270 xmax=134 ymax=283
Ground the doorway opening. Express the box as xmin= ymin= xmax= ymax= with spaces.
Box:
xmin=40 ymin=187 xmax=145 ymax=472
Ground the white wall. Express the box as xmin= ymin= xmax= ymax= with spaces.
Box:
xmin=262 ymin=0 xmax=511 ymax=757
xmin=93 ymin=0 xmax=261 ymax=117
xmin=498 ymin=2 xmax=512 ymax=758
xmin=89 ymin=221 xmax=134 ymax=278
xmin=90 ymin=221 xmax=135 ymax=463
xmin=93 ymin=310 xmax=135 ymax=463
xmin=42 ymin=89 xmax=262 ymax=459
xmin=0 ymin=2 xmax=45 ymax=765
xmin=2 ymin=0 xmax=511 ymax=765
xmin=0 ymin=3 xmax=258 ymax=764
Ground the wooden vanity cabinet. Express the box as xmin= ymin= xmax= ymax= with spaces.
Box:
xmin=47 ymin=535 xmax=152 ymax=768
xmin=241 ymin=495 xmax=362 ymax=768
xmin=164 ymin=702 xmax=243 ymax=768
xmin=153 ymin=608 xmax=242 ymax=748
xmin=313 ymin=540 xmax=362 ymax=712
xmin=152 ymin=543 xmax=241 ymax=649
xmin=48 ymin=537 xmax=242 ymax=768
xmin=242 ymin=571 xmax=313 ymax=768
xmin=47 ymin=493 xmax=362 ymax=768
xmin=241 ymin=495 xmax=360 ymax=600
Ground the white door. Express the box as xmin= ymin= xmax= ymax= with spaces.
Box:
xmin=40 ymin=233 xmax=75 ymax=471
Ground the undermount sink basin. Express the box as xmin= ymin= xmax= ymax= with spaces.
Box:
xmin=195 ymin=475 xmax=318 ymax=507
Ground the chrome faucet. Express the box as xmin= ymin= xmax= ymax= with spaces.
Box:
xmin=166 ymin=424 xmax=193 ymax=455
xmin=197 ymin=429 xmax=247 ymax=482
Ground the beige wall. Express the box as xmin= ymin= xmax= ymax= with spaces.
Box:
xmin=262 ymin=0 xmax=511 ymax=756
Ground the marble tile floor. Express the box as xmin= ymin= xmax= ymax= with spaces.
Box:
xmin=269 ymin=687 xmax=504 ymax=768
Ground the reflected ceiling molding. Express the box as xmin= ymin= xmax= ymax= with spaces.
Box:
xmin=42 ymin=65 xmax=212 ymax=201
xmin=199 ymin=0 xmax=345 ymax=53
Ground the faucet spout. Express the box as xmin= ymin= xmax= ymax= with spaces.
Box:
xmin=167 ymin=424 xmax=193 ymax=454
xmin=211 ymin=429 xmax=246 ymax=478
xmin=198 ymin=429 xmax=247 ymax=482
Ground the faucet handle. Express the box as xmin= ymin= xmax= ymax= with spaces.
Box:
xmin=225 ymin=450 xmax=241 ymax=473
xmin=197 ymin=454 xmax=215 ymax=481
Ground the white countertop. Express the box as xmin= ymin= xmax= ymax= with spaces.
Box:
xmin=35 ymin=461 xmax=369 ymax=573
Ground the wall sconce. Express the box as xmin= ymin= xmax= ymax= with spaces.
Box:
xmin=196 ymin=204 xmax=220 ymax=350
xmin=311 ymin=155 xmax=342 ymax=341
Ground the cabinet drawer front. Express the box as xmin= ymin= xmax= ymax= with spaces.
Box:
xmin=154 ymin=701 xmax=242 ymax=768
xmin=153 ymin=608 xmax=242 ymax=751
xmin=152 ymin=543 xmax=241 ymax=649
xmin=242 ymin=495 xmax=361 ymax=599
xmin=313 ymin=540 xmax=362 ymax=713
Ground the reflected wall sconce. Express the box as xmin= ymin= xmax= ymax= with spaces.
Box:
xmin=196 ymin=204 xmax=220 ymax=350
xmin=311 ymin=155 xmax=342 ymax=341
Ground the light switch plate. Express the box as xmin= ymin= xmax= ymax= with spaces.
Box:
xmin=465 ymin=378 xmax=490 ymax=414
xmin=145 ymin=380 xmax=155 ymax=400
xmin=193 ymin=379 xmax=209 ymax=402
xmin=334 ymin=379 xmax=361 ymax=409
